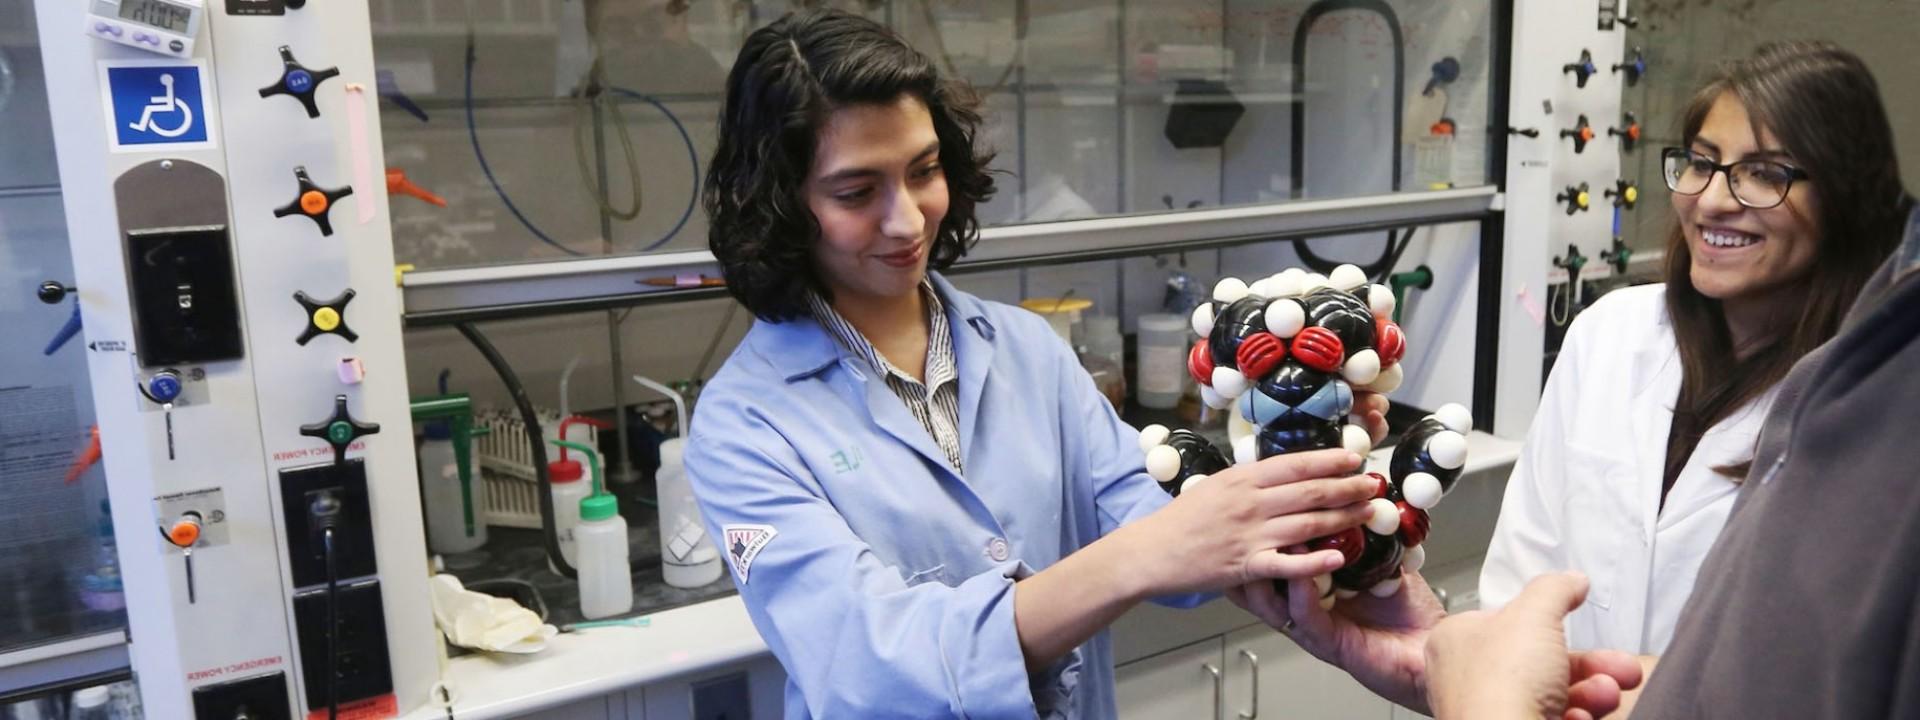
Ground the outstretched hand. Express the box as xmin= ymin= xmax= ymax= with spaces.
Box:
xmin=1228 ymin=567 xmax=1443 ymax=712
xmin=1425 ymin=573 xmax=1644 ymax=720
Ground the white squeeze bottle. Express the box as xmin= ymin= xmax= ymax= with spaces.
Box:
xmin=555 ymin=439 xmax=632 ymax=619
xmin=546 ymin=422 xmax=594 ymax=571
xmin=633 ymin=375 xmax=723 ymax=588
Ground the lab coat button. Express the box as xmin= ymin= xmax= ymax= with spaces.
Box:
xmin=986 ymin=537 xmax=1009 ymax=562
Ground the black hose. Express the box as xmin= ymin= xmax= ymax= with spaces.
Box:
xmin=323 ymin=527 xmax=338 ymax=720
xmin=455 ymin=322 xmax=576 ymax=579
xmin=1288 ymin=0 xmax=1407 ymax=277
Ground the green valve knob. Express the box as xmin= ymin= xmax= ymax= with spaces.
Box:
xmin=300 ymin=395 xmax=380 ymax=465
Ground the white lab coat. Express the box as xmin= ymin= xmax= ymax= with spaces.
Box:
xmin=1479 ymin=284 xmax=1778 ymax=654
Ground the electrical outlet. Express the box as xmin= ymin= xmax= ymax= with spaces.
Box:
xmin=191 ymin=671 xmax=292 ymax=719
xmin=292 ymin=580 xmax=394 ymax=712
xmin=279 ymin=460 xmax=378 ymax=588
xmin=125 ymin=226 xmax=244 ymax=367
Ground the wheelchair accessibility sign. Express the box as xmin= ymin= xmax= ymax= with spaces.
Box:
xmin=99 ymin=60 xmax=219 ymax=152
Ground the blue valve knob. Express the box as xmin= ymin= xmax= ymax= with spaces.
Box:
xmin=147 ymin=371 xmax=183 ymax=404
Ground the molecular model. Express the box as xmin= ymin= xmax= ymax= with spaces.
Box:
xmin=1137 ymin=264 xmax=1473 ymax=606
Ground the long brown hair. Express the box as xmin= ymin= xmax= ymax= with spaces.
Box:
xmin=1664 ymin=41 xmax=1914 ymax=482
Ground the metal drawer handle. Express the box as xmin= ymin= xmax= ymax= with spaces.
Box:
xmin=1205 ymin=662 xmax=1223 ymax=720
xmin=1238 ymin=649 xmax=1260 ymax=719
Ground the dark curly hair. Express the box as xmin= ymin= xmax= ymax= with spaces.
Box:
xmin=705 ymin=9 xmax=997 ymax=322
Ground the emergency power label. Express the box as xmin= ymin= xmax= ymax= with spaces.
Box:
xmin=98 ymin=59 xmax=219 ymax=152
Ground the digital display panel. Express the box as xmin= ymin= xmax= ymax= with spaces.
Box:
xmin=119 ymin=0 xmax=192 ymax=32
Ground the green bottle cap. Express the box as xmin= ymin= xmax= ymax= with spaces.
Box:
xmin=580 ymin=493 xmax=619 ymax=522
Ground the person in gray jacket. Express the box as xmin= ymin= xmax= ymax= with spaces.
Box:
xmin=1425 ymin=203 xmax=1920 ymax=718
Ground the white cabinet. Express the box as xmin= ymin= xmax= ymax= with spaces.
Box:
xmin=1116 ymin=638 xmax=1227 ymax=720
xmin=631 ymin=655 xmax=785 ymax=720
xmin=1223 ymin=625 xmax=1394 ymax=720
xmin=1115 ymin=624 xmax=1400 ymax=720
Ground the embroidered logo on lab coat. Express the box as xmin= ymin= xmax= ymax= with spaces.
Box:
xmin=723 ymin=524 xmax=778 ymax=584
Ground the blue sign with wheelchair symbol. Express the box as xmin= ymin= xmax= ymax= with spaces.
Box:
xmin=104 ymin=63 xmax=212 ymax=149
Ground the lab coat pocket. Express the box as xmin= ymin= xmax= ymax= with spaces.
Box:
xmin=1560 ymin=443 xmax=1633 ymax=611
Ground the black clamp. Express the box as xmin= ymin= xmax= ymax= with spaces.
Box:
xmin=294 ymin=289 xmax=358 ymax=345
xmin=273 ymin=166 xmax=353 ymax=237
xmin=258 ymin=46 xmax=340 ymax=118
xmin=300 ymin=395 xmax=380 ymax=465
xmin=1563 ymin=49 xmax=1597 ymax=88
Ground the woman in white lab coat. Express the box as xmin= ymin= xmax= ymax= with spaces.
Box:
xmin=1477 ymin=41 xmax=1912 ymax=655
xmin=1222 ymin=40 xmax=1914 ymax=714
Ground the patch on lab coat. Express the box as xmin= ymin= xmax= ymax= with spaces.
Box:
xmin=722 ymin=524 xmax=778 ymax=584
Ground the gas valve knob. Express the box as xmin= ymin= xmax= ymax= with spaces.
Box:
xmin=257 ymin=46 xmax=339 ymax=118
xmin=300 ymin=394 xmax=380 ymax=464
xmin=1563 ymin=49 xmax=1598 ymax=88
xmin=273 ymin=166 xmax=353 ymax=237
xmin=294 ymin=289 xmax=358 ymax=345
xmin=1561 ymin=114 xmax=1596 ymax=154
xmin=1608 ymin=112 xmax=1642 ymax=152
xmin=1558 ymin=183 xmax=1592 ymax=215
xmin=1612 ymin=47 xmax=1648 ymax=87
xmin=165 ymin=512 xmax=203 ymax=548
xmin=1607 ymin=179 xmax=1639 ymax=209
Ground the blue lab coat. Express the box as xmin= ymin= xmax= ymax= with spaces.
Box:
xmin=686 ymin=273 xmax=1209 ymax=718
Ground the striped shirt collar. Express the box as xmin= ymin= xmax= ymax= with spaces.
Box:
xmin=805 ymin=279 xmax=957 ymax=391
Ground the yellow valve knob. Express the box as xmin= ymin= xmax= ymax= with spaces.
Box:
xmin=312 ymin=306 xmax=341 ymax=331
xmin=1624 ymin=186 xmax=1639 ymax=203
xmin=168 ymin=515 xmax=202 ymax=547
xmin=1576 ymin=191 xmax=1591 ymax=209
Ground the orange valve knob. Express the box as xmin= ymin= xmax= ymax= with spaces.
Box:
xmin=1609 ymin=112 xmax=1643 ymax=152
xmin=167 ymin=513 xmax=203 ymax=548
xmin=272 ymin=166 xmax=353 ymax=236
xmin=299 ymin=190 xmax=329 ymax=215
xmin=1561 ymin=115 xmax=1595 ymax=154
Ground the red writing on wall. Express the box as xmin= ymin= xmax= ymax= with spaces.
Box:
xmin=186 ymin=654 xmax=283 ymax=683
xmin=272 ymin=441 xmax=367 ymax=462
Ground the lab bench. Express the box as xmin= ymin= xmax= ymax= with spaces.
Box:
xmin=414 ymin=433 xmax=1518 ymax=719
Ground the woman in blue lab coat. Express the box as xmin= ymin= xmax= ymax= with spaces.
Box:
xmin=684 ymin=9 xmax=1385 ymax=718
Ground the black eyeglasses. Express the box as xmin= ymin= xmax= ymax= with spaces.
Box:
xmin=1661 ymin=147 xmax=1809 ymax=210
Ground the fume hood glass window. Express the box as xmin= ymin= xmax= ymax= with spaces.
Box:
xmin=370 ymin=0 xmax=1492 ymax=270
xmin=0 ymin=0 xmax=130 ymax=659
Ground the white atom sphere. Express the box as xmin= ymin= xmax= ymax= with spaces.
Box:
xmin=1402 ymin=544 xmax=1426 ymax=572
xmin=1366 ymin=497 xmax=1401 ymax=535
xmin=1434 ymin=403 xmax=1474 ymax=434
xmin=1191 ymin=303 xmax=1217 ymax=338
xmin=1212 ymin=367 xmax=1249 ymax=399
xmin=1365 ymin=363 xmax=1405 ymax=393
xmin=1342 ymin=424 xmax=1373 ymax=457
xmin=1369 ymin=575 xmax=1404 ymax=598
xmin=1146 ymin=445 xmax=1181 ymax=483
xmin=1427 ymin=430 xmax=1468 ymax=470
xmin=1265 ymin=300 xmax=1307 ymax=339
xmin=1402 ymin=472 xmax=1443 ymax=509
xmin=1330 ymin=264 xmax=1368 ymax=291
xmin=1368 ymin=284 xmax=1396 ymax=318
xmin=1233 ymin=435 xmax=1259 ymax=465
xmin=1341 ymin=349 xmax=1382 ymax=386
xmin=1180 ymin=473 xmax=1209 ymax=494
xmin=1213 ymin=277 xmax=1250 ymax=304
xmin=1138 ymin=423 xmax=1171 ymax=453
